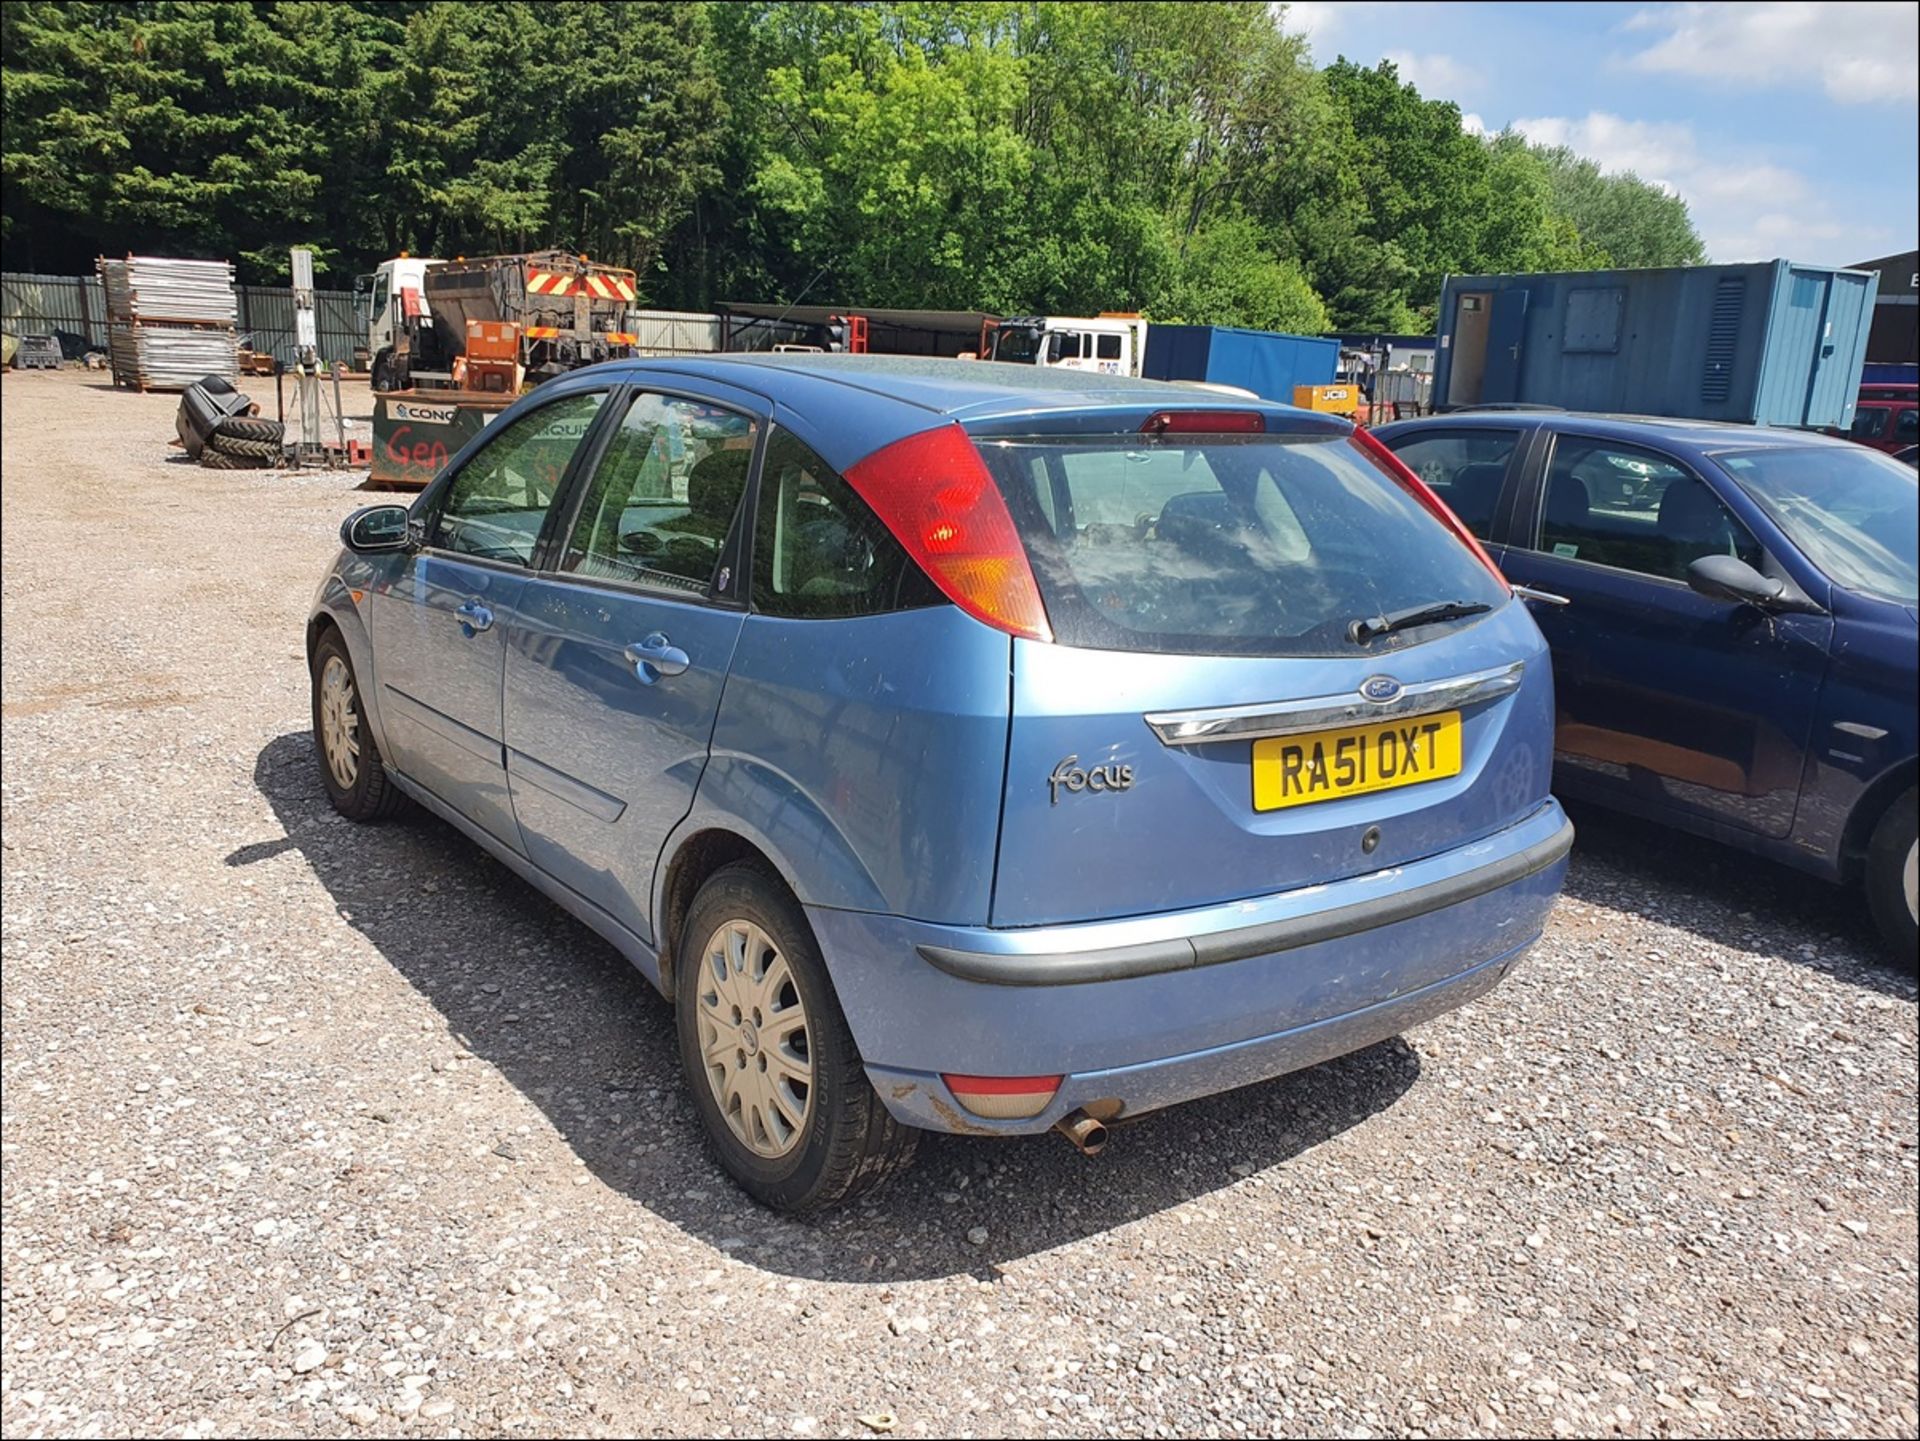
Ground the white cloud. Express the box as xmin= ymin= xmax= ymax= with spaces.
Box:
xmin=1383 ymin=49 xmax=1480 ymax=100
xmin=1460 ymin=112 xmax=1488 ymax=136
xmin=1509 ymin=110 xmax=1888 ymax=264
xmin=1276 ymin=1 xmax=1344 ymax=49
xmin=1623 ymin=2 xmax=1918 ymax=104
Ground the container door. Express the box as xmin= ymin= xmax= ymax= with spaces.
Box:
xmin=1800 ymin=269 xmax=1872 ymax=429
xmin=1445 ymin=293 xmax=1493 ymax=406
xmin=1481 ymin=290 xmax=1530 ymax=403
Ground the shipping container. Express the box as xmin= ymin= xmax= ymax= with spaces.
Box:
xmin=1140 ymin=325 xmax=1337 ymax=402
xmin=1431 ymin=261 xmax=1878 ymax=428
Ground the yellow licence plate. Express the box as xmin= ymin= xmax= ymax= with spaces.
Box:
xmin=1252 ymin=711 xmax=1462 ymax=811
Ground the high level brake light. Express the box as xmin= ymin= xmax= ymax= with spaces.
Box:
xmin=1348 ymin=424 xmax=1510 ymax=588
xmin=1139 ymin=410 xmax=1266 ymax=434
xmin=843 ymin=424 xmax=1053 ymax=642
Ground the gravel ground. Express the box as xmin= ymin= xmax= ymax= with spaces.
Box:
xmin=2 ymin=367 xmax=1916 ymax=1440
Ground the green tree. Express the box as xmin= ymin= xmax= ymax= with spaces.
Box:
xmin=1531 ymin=143 xmax=1706 ymax=269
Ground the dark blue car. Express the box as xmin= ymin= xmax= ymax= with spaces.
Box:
xmin=1376 ymin=411 xmax=1918 ymax=959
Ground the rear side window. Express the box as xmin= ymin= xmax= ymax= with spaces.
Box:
xmin=561 ymin=392 xmax=756 ymax=597
xmin=751 ymin=429 xmax=941 ymax=618
xmin=1379 ymin=428 xmax=1517 ymax=538
xmin=977 ymin=433 xmax=1509 ymax=657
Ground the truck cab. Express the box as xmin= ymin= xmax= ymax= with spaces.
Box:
xmin=356 ymin=256 xmax=445 ymax=391
xmin=988 ymin=315 xmax=1149 ymax=378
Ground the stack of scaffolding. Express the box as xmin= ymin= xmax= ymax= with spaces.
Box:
xmin=99 ymin=256 xmax=239 ymax=390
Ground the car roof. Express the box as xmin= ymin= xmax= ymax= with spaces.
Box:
xmin=572 ymin=353 xmax=1348 ymax=471
xmin=601 ymin=352 xmax=1306 ymax=419
xmin=1373 ymin=409 xmax=1859 ymax=456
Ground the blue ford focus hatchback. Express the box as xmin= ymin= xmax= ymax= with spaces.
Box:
xmin=309 ymin=356 xmax=1572 ymax=1211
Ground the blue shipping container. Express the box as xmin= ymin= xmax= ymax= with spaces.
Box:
xmin=1141 ymin=325 xmax=1337 ymax=402
xmin=1431 ymin=261 xmax=1878 ymax=428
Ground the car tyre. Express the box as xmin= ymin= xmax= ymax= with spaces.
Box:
xmin=371 ymin=351 xmax=396 ymax=393
xmin=1865 ymin=786 xmax=1917 ymax=966
xmin=310 ymin=629 xmax=403 ymax=821
xmin=211 ymin=415 xmax=283 ymax=444
xmin=675 ymin=863 xmax=917 ymax=1212
xmin=206 ymin=431 xmax=283 ymax=462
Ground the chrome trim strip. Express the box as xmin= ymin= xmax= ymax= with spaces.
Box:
xmin=1142 ymin=660 xmax=1525 ymax=747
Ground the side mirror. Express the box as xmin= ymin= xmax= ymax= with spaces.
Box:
xmin=341 ymin=503 xmax=412 ymax=553
xmin=1687 ymin=553 xmax=1783 ymax=608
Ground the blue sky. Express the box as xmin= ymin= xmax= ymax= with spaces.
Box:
xmin=1282 ymin=1 xmax=1919 ymax=267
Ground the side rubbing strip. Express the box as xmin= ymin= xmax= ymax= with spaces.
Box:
xmin=918 ymin=813 xmax=1573 ymax=986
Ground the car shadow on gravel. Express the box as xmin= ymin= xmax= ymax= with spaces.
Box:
xmin=248 ymin=730 xmax=1424 ymax=1281
xmin=1560 ymin=800 xmax=1915 ymax=999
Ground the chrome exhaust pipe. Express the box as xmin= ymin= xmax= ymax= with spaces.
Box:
xmin=1055 ymin=1110 xmax=1108 ymax=1156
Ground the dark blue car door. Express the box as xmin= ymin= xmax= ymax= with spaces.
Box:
xmin=499 ymin=384 xmax=764 ymax=947
xmin=1498 ymin=429 xmax=1832 ymax=838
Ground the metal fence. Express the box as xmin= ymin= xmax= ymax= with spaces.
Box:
xmin=3 ymin=271 xmax=363 ymax=365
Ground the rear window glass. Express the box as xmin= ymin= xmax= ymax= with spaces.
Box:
xmin=977 ymin=433 xmax=1510 ymax=657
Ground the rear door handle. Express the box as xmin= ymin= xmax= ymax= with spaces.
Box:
xmin=1513 ymin=585 xmax=1569 ymax=607
xmin=455 ymin=599 xmax=494 ymax=635
xmin=624 ymin=632 xmax=690 ymax=683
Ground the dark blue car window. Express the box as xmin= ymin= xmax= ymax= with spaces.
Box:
xmin=1379 ymin=428 xmax=1517 ymax=539
xmin=1719 ymin=445 xmax=1918 ymax=603
xmin=1530 ymin=436 xmax=1761 ymax=582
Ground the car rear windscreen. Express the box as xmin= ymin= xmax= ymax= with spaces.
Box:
xmin=975 ymin=432 xmax=1510 ymax=657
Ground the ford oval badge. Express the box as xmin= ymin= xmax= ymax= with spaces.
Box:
xmin=1360 ymin=675 xmax=1403 ymax=703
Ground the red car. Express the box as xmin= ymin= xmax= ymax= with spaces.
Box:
xmin=1836 ymin=383 xmax=1918 ymax=454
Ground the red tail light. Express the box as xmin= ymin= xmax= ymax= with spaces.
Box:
xmin=1140 ymin=409 xmax=1266 ymax=434
xmin=842 ymin=424 xmax=1053 ymax=641
xmin=1349 ymin=425 xmax=1509 ymax=588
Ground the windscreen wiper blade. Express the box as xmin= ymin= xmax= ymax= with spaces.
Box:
xmin=1347 ymin=599 xmax=1493 ymax=644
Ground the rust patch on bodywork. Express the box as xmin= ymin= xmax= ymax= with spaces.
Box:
xmin=890 ymin=1082 xmax=918 ymax=1101
xmin=928 ymin=1094 xmax=997 ymax=1136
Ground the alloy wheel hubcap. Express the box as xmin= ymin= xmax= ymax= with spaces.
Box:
xmin=1904 ymin=839 xmax=1917 ymax=927
xmin=319 ymin=656 xmax=360 ymax=791
xmin=696 ymin=919 xmax=812 ymax=1159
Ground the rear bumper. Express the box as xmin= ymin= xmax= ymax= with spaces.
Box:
xmin=807 ymin=800 xmax=1571 ymax=1135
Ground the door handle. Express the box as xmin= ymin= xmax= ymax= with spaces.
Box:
xmin=624 ymin=632 xmax=690 ymax=684
xmin=455 ymin=599 xmax=494 ymax=635
xmin=1513 ymin=584 xmax=1569 ymax=607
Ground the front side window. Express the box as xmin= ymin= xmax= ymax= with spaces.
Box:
xmin=1529 ymin=436 xmax=1761 ymax=582
xmin=563 ymin=392 xmax=757 ymax=597
xmin=1379 ymin=428 xmax=1517 ymax=539
xmin=751 ymin=429 xmax=939 ymax=619
xmin=430 ymin=391 xmax=606 ymax=566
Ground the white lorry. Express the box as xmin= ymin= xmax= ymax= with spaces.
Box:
xmin=986 ymin=314 xmax=1149 ymax=377
xmin=356 ymin=255 xmax=445 ymax=391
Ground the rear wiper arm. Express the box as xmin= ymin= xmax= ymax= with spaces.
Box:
xmin=1347 ymin=599 xmax=1493 ymax=644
